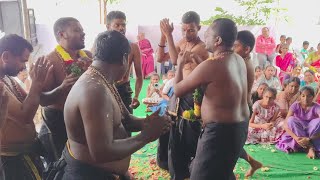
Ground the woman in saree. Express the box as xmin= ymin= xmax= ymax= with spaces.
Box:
xmin=137 ymin=32 xmax=155 ymax=78
xmin=304 ymin=43 xmax=320 ymax=73
xmin=276 ymin=44 xmax=296 ymax=83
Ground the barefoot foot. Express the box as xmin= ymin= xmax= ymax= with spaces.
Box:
xmin=245 ymin=160 xmax=263 ymax=177
xmin=307 ymin=147 xmax=316 ymax=159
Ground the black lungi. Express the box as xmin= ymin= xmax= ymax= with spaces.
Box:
xmin=190 ymin=120 xmax=248 ymax=180
xmin=39 ymin=107 xmax=67 ymax=163
xmin=168 ymin=93 xmax=201 ymax=180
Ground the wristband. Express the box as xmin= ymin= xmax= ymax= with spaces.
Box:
xmin=158 ymin=44 xmax=166 ymax=48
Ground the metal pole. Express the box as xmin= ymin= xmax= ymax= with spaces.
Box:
xmin=20 ymin=0 xmax=30 ymax=40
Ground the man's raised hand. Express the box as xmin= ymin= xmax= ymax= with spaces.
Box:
xmin=160 ymin=18 xmax=174 ymax=38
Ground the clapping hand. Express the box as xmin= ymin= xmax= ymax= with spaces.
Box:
xmin=160 ymin=18 xmax=174 ymax=38
xmin=29 ymin=56 xmax=53 ymax=91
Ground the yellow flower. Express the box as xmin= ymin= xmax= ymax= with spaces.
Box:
xmin=313 ymin=166 xmax=318 ymax=171
xmin=261 ymin=167 xmax=270 ymax=172
xmin=194 ymin=104 xmax=201 ymax=111
xmin=194 ymin=109 xmax=201 ymax=117
xmin=183 ymin=111 xmax=191 ymax=119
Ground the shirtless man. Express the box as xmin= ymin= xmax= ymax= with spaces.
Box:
xmin=234 ymin=30 xmax=263 ymax=177
xmin=106 ymin=11 xmax=143 ymax=114
xmin=60 ymin=30 xmax=172 ymax=180
xmin=0 ymin=34 xmax=52 ymax=179
xmin=174 ymin=18 xmax=249 ymax=180
xmin=158 ymin=11 xmax=209 ymax=179
xmin=39 ymin=17 xmax=92 ymax=164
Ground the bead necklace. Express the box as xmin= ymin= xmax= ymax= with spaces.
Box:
xmin=88 ymin=66 xmax=125 ymax=115
xmin=0 ymin=76 xmax=25 ymax=102
xmin=208 ymin=51 xmax=234 ymax=61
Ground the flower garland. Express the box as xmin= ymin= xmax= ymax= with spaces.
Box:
xmin=182 ymin=88 xmax=203 ymax=122
xmin=55 ymin=45 xmax=91 ymax=76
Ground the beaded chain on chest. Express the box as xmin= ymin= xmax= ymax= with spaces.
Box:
xmin=0 ymin=76 xmax=25 ymax=102
xmin=88 ymin=66 xmax=125 ymax=115
xmin=182 ymin=37 xmax=200 ymax=52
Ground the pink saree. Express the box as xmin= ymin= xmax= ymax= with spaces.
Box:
xmin=138 ymin=39 xmax=155 ymax=78
xmin=276 ymin=53 xmax=295 ymax=83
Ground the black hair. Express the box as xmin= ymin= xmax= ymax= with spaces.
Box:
xmin=303 ymin=41 xmax=309 ymax=46
xmin=300 ymin=86 xmax=315 ymax=97
xmin=210 ymin=18 xmax=237 ymax=48
xmin=106 ymin=11 xmax=126 ymax=25
xmin=264 ymin=65 xmax=275 ymax=71
xmin=237 ymin=30 xmax=255 ymax=52
xmin=263 ymin=87 xmax=277 ymax=98
xmin=258 ymin=82 xmax=269 ymax=88
xmin=53 ymin=17 xmax=79 ymax=41
xmin=304 ymin=69 xmax=315 ymax=76
xmin=286 ymin=76 xmax=301 ymax=86
xmin=255 ymin=66 xmax=262 ymax=72
xmin=181 ymin=11 xmax=200 ymax=25
xmin=280 ymin=35 xmax=286 ymax=38
xmin=93 ymin=30 xmax=130 ymax=64
xmin=0 ymin=34 xmax=33 ymax=56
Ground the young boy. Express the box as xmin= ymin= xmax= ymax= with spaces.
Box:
xmin=234 ymin=30 xmax=264 ymax=177
xmin=301 ymin=41 xmax=310 ymax=60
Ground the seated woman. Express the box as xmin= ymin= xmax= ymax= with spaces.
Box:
xmin=276 ymin=44 xmax=296 ymax=83
xmin=276 ymin=77 xmax=301 ymax=118
xmin=252 ymin=65 xmax=282 ymax=92
xmin=251 ymin=66 xmax=263 ymax=94
xmin=247 ymin=87 xmax=284 ymax=144
xmin=304 ymin=43 xmax=320 ymax=73
xmin=276 ymin=86 xmax=320 ymax=159
xmin=301 ymin=70 xmax=318 ymax=92
xmin=142 ymin=73 xmax=163 ymax=111
xmin=252 ymin=83 xmax=269 ymax=105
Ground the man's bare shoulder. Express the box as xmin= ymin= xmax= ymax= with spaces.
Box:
xmin=193 ymin=41 xmax=209 ymax=59
xmin=46 ymin=50 xmax=60 ymax=63
xmin=46 ymin=51 xmax=63 ymax=67
xmin=177 ymin=39 xmax=185 ymax=48
xmin=76 ymin=74 xmax=108 ymax=96
xmin=130 ymin=42 xmax=139 ymax=50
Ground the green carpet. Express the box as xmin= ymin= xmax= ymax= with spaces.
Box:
xmin=129 ymin=79 xmax=320 ymax=180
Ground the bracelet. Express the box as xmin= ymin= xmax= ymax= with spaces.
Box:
xmin=158 ymin=44 xmax=166 ymax=48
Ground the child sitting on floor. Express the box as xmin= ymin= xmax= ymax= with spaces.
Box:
xmin=142 ymin=73 xmax=163 ymax=111
xmin=251 ymin=83 xmax=269 ymax=105
xmin=251 ymin=66 xmax=263 ymax=93
xmin=247 ymin=87 xmax=284 ymax=144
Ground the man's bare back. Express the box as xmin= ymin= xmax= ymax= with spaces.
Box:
xmin=65 ymin=72 xmax=130 ymax=174
xmin=175 ymin=53 xmax=249 ymax=124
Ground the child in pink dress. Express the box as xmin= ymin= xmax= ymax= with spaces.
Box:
xmin=247 ymin=87 xmax=284 ymax=144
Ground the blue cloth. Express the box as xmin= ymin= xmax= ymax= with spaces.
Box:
xmin=150 ymin=87 xmax=174 ymax=114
